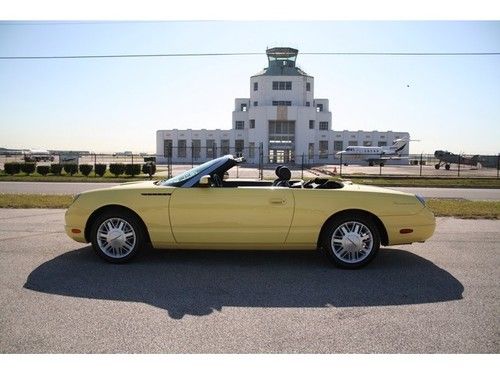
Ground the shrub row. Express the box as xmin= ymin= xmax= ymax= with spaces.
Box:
xmin=3 ymin=162 xmax=156 ymax=177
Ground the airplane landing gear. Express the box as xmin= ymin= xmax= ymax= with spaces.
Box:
xmin=445 ymin=164 xmax=451 ymax=170
xmin=435 ymin=163 xmax=440 ymax=170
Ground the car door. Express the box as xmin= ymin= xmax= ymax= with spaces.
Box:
xmin=169 ymin=187 xmax=294 ymax=245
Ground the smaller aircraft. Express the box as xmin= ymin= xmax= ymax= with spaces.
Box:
xmin=434 ymin=150 xmax=480 ymax=170
xmin=336 ymin=138 xmax=409 ymax=167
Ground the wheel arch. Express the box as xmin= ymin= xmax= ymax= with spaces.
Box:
xmin=317 ymin=209 xmax=389 ymax=247
xmin=84 ymin=204 xmax=152 ymax=244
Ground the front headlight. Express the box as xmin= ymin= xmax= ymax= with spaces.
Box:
xmin=415 ymin=194 xmax=426 ymax=207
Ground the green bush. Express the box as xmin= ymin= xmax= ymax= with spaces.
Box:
xmin=141 ymin=162 xmax=156 ymax=177
xmin=109 ymin=163 xmax=125 ymax=177
xmin=125 ymin=163 xmax=141 ymax=176
xmin=4 ymin=162 xmax=21 ymax=175
xmin=36 ymin=165 xmax=50 ymax=176
xmin=50 ymin=164 xmax=63 ymax=175
xmin=63 ymin=163 xmax=78 ymax=176
xmin=20 ymin=163 xmax=36 ymax=175
xmin=95 ymin=164 xmax=107 ymax=177
xmin=79 ymin=164 xmax=93 ymax=176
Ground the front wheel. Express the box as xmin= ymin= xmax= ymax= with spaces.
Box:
xmin=90 ymin=210 xmax=144 ymax=263
xmin=321 ymin=215 xmax=380 ymax=269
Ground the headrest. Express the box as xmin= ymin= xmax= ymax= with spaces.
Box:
xmin=277 ymin=166 xmax=291 ymax=180
xmin=275 ymin=165 xmax=284 ymax=176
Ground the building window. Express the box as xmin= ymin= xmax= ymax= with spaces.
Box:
xmin=334 ymin=141 xmax=343 ymax=151
xmin=253 ymin=101 xmax=258 ymax=106
xmin=221 ymin=139 xmax=230 ymax=155
xmin=306 ymin=101 xmax=310 ymax=107
xmin=378 ymin=141 xmax=387 ymax=147
xmin=348 ymin=141 xmax=358 ymax=146
xmin=249 ymin=142 xmax=255 ymax=158
xmin=309 ymin=120 xmax=315 ymax=129
xmin=306 ymin=82 xmax=311 ymax=91
xmin=240 ymin=103 xmax=247 ymax=112
xmin=268 ymin=121 xmax=295 ymax=147
xmin=206 ymin=140 xmax=216 ymax=158
xmin=163 ymin=139 xmax=172 ymax=157
xmin=308 ymin=143 xmax=314 ymax=160
xmin=177 ymin=140 xmax=187 ymax=158
xmin=316 ymin=103 xmax=323 ymax=112
xmin=250 ymin=119 xmax=255 ymax=129
xmin=319 ymin=121 xmax=329 ymax=130
xmin=272 ymin=101 xmax=291 ymax=106
xmin=192 ymin=140 xmax=201 ymax=159
xmin=319 ymin=141 xmax=329 ymax=159
xmin=253 ymin=82 xmax=258 ymax=91
xmin=235 ymin=139 xmax=244 ymax=156
xmin=235 ymin=121 xmax=245 ymax=130
xmin=363 ymin=141 xmax=372 ymax=146
xmin=272 ymin=81 xmax=292 ymax=90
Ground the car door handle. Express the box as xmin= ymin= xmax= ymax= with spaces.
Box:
xmin=269 ymin=198 xmax=286 ymax=204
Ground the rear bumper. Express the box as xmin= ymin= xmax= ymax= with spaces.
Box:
xmin=382 ymin=208 xmax=436 ymax=246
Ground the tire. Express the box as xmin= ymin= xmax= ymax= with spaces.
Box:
xmin=321 ymin=214 xmax=380 ymax=269
xmin=435 ymin=164 xmax=440 ymax=170
xmin=380 ymin=162 xmax=385 ymax=167
xmin=90 ymin=209 xmax=144 ymax=263
xmin=445 ymin=164 xmax=451 ymax=170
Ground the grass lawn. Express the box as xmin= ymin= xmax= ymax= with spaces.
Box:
xmin=0 ymin=194 xmax=498 ymax=219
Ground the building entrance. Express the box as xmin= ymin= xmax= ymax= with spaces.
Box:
xmin=268 ymin=149 xmax=294 ymax=164
xmin=268 ymin=120 xmax=295 ymax=164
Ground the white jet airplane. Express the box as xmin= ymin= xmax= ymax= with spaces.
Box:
xmin=336 ymin=138 xmax=409 ymax=166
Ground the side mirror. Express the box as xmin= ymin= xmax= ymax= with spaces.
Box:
xmin=198 ymin=175 xmax=211 ymax=187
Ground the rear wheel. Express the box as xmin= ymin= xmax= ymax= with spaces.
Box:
xmin=90 ymin=210 xmax=144 ymax=263
xmin=321 ymin=214 xmax=380 ymax=269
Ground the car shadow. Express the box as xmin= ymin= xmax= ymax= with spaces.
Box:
xmin=24 ymin=246 xmax=464 ymax=319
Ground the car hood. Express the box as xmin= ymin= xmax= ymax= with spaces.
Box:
xmin=80 ymin=180 xmax=161 ymax=195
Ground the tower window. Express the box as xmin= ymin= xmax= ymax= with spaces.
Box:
xmin=272 ymin=101 xmax=292 ymax=106
xmin=235 ymin=121 xmax=245 ymax=130
xmin=240 ymin=103 xmax=247 ymax=112
xmin=272 ymin=81 xmax=292 ymax=90
xmin=319 ymin=121 xmax=329 ymax=130
xmin=306 ymin=101 xmax=310 ymax=107
xmin=306 ymin=82 xmax=311 ymax=91
xmin=253 ymin=101 xmax=258 ymax=106
xmin=250 ymin=119 xmax=255 ymax=129
xmin=309 ymin=120 xmax=315 ymax=129
xmin=253 ymin=82 xmax=258 ymax=91
xmin=316 ymin=103 xmax=323 ymax=112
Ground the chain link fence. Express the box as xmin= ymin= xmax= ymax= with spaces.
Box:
xmin=1 ymin=149 xmax=499 ymax=179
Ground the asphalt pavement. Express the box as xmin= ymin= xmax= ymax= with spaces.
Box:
xmin=1 ymin=181 xmax=499 ymax=200
xmin=0 ymin=209 xmax=498 ymax=353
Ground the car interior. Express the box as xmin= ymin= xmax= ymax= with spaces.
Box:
xmin=207 ymin=164 xmax=344 ymax=190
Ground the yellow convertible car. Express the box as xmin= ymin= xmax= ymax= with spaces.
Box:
xmin=65 ymin=155 xmax=435 ymax=268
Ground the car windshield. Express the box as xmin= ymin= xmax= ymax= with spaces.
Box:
xmin=159 ymin=158 xmax=223 ymax=187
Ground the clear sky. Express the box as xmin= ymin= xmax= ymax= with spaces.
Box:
xmin=0 ymin=20 xmax=499 ymax=154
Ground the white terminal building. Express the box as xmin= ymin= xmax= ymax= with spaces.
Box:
xmin=156 ymin=47 xmax=409 ymax=165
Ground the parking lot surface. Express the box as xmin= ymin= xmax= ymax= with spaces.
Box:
xmin=0 ymin=209 xmax=498 ymax=353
